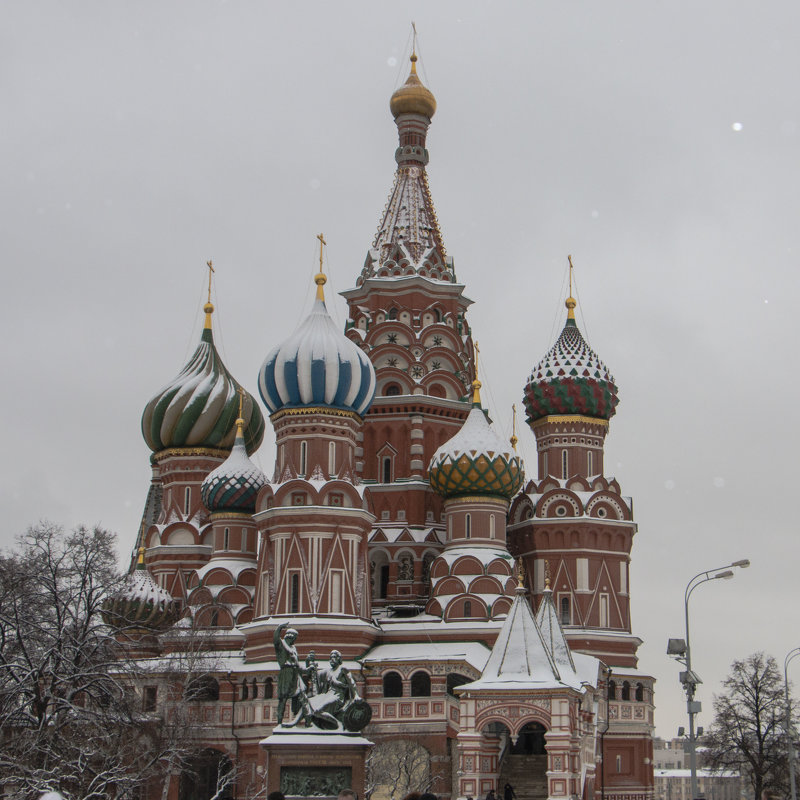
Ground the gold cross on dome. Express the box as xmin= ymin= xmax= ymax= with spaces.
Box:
xmin=206 ymin=260 xmax=215 ymax=304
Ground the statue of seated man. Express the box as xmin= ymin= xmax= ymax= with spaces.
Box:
xmin=314 ymin=650 xmax=360 ymax=717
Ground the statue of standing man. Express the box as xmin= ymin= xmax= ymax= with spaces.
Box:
xmin=273 ymin=621 xmax=311 ymax=726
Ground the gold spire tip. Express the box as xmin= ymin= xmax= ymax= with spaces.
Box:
xmin=236 ymin=387 xmax=246 ymax=431
xmin=315 ymin=233 xmax=327 ymax=301
xmin=137 ymin=546 xmax=146 ymax=566
xmin=516 ymin=558 xmax=526 ymax=589
xmin=471 ymin=378 xmax=482 ymax=406
xmin=204 ymin=260 xmax=216 ymax=328
xmin=566 ymin=255 xmax=576 ymax=320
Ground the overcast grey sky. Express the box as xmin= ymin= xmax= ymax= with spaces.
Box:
xmin=3 ymin=1 xmax=799 ymax=738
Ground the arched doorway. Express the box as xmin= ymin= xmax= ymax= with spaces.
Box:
xmin=510 ymin=721 xmax=547 ymax=754
xmin=179 ymin=749 xmax=233 ymax=800
xmin=500 ymin=722 xmax=549 ymax=800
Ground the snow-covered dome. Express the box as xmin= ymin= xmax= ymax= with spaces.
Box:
xmin=429 ymin=383 xmax=523 ymax=500
xmin=202 ymin=418 xmax=267 ymax=513
xmin=102 ymin=549 xmax=180 ymax=631
xmin=142 ymin=303 xmax=265 ymax=454
xmin=523 ymin=297 xmax=618 ymax=426
xmin=258 ymin=275 xmax=376 ymax=417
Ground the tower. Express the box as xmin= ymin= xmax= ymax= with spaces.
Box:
xmin=341 ymin=52 xmax=476 ymax=611
xmin=138 ymin=286 xmax=264 ymax=599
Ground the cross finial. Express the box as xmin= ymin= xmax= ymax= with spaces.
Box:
xmin=315 ymin=233 xmax=327 ymax=302
xmin=203 ymin=260 xmax=215 ymax=329
xmin=510 ymin=403 xmax=518 ymax=451
xmin=566 ymin=255 xmax=576 ymax=320
xmin=237 ymin=386 xmax=245 ymax=420
xmin=206 ymin=260 xmax=215 ymax=304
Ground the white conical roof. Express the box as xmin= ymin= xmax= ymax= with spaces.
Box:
xmin=535 ymin=587 xmax=576 ymax=673
xmin=458 ymin=586 xmax=586 ymax=692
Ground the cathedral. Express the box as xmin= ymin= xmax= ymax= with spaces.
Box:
xmin=113 ymin=47 xmax=655 ymax=800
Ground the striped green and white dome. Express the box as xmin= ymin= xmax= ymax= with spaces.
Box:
xmin=142 ymin=304 xmax=265 ymax=454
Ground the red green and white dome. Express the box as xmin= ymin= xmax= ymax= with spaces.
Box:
xmin=142 ymin=304 xmax=265 ymax=454
xmin=523 ymin=297 xmax=618 ymax=425
xmin=201 ymin=418 xmax=267 ymax=514
xmin=429 ymin=383 xmax=523 ymax=499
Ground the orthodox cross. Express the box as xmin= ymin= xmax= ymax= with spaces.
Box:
xmin=510 ymin=404 xmax=518 ymax=451
xmin=206 ymin=260 xmax=215 ymax=304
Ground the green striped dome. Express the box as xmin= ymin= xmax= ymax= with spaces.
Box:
xmin=142 ymin=322 xmax=265 ymax=454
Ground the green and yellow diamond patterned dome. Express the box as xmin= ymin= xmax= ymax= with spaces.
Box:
xmin=429 ymin=381 xmax=523 ymax=500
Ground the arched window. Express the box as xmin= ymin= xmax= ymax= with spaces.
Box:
xmin=587 ymin=450 xmax=594 ymax=476
xmin=562 ymin=450 xmax=568 ymax=479
xmin=385 ymin=384 xmax=401 ymax=396
xmin=241 ymin=680 xmax=248 ymax=700
xmin=184 ymin=487 xmax=191 ymax=515
xmin=489 ymin=514 xmax=495 ymax=538
xmin=465 ymin=514 xmax=471 ymax=539
xmin=560 ymin=596 xmax=571 ymax=625
xmin=464 ymin=600 xmax=472 ymax=617
xmin=635 ymin=682 xmax=644 ymax=702
xmin=290 ymin=574 xmax=300 ymax=614
xmin=446 ymin=673 xmax=471 ymax=697
xmin=251 ymin=679 xmax=258 ymax=699
xmin=621 ymin=681 xmax=631 ymax=700
xmin=299 ymin=441 xmax=308 ymax=476
xmin=388 ymin=307 xmax=398 ymax=320
xmin=607 ymin=680 xmax=616 ymax=701
xmin=264 ymin=677 xmax=274 ymax=699
xmin=383 ymin=671 xmax=403 ymax=697
xmin=382 ymin=457 xmax=392 ymax=483
xmin=410 ymin=671 xmax=431 ymax=697
xmin=223 ymin=527 xmax=230 ymax=551
xmin=543 ymin=451 xmax=548 ymax=476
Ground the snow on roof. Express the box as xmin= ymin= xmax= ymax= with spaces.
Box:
xmin=435 ymin=545 xmax=513 ymax=569
xmin=360 ymin=641 xmax=491 ymax=672
xmin=195 ymin=558 xmax=257 ymax=583
xmin=460 ymin=588 xmax=600 ymax=693
xmin=607 ymin=666 xmax=655 ymax=679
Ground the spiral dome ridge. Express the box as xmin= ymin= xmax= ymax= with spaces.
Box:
xmin=523 ymin=317 xmax=618 ymax=425
xmin=429 ymin=405 xmax=524 ymax=499
xmin=258 ymin=297 xmax=376 ymax=417
xmin=142 ymin=326 xmax=265 ymax=454
xmin=202 ymin=423 xmax=267 ymax=513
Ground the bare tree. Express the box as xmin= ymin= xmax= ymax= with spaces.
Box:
xmin=0 ymin=523 xmax=172 ymax=799
xmin=365 ymin=739 xmax=433 ymax=800
xmin=704 ymin=652 xmax=793 ymax=800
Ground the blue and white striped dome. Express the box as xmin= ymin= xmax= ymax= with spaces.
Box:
xmin=258 ymin=290 xmax=376 ymax=417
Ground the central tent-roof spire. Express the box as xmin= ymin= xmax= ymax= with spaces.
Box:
xmin=356 ymin=28 xmax=454 ymax=285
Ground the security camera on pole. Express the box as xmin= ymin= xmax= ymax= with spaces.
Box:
xmin=667 ymin=559 xmax=750 ymax=800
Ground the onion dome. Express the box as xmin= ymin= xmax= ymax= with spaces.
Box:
xmin=142 ymin=301 xmax=265 ymax=454
xmin=102 ymin=548 xmax=180 ymax=631
xmin=390 ymin=53 xmax=436 ymax=119
xmin=523 ymin=295 xmax=619 ymax=425
xmin=258 ymin=272 xmax=376 ymax=417
xmin=429 ymin=381 xmax=524 ymax=499
xmin=201 ymin=416 xmax=266 ymax=513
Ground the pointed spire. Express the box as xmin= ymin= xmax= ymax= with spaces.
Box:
xmin=566 ymin=255 xmax=577 ymax=322
xmin=535 ymin=560 xmax=576 ymax=673
xmin=204 ymin=260 xmax=215 ymax=331
xmin=315 ymin=233 xmax=327 ymax=302
xmin=510 ymin=404 xmax=518 ymax=451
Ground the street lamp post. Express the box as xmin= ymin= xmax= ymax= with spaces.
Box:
xmin=784 ymin=647 xmax=800 ymax=800
xmin=668 ymin=559 xmax=750 ymax=800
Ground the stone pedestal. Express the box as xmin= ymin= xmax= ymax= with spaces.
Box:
xmin=261 ymin=729 xmax=372 ymax=798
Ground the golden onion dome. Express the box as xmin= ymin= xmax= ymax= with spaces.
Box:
xmin=390 ymin=54 xmax=436 ymax=119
